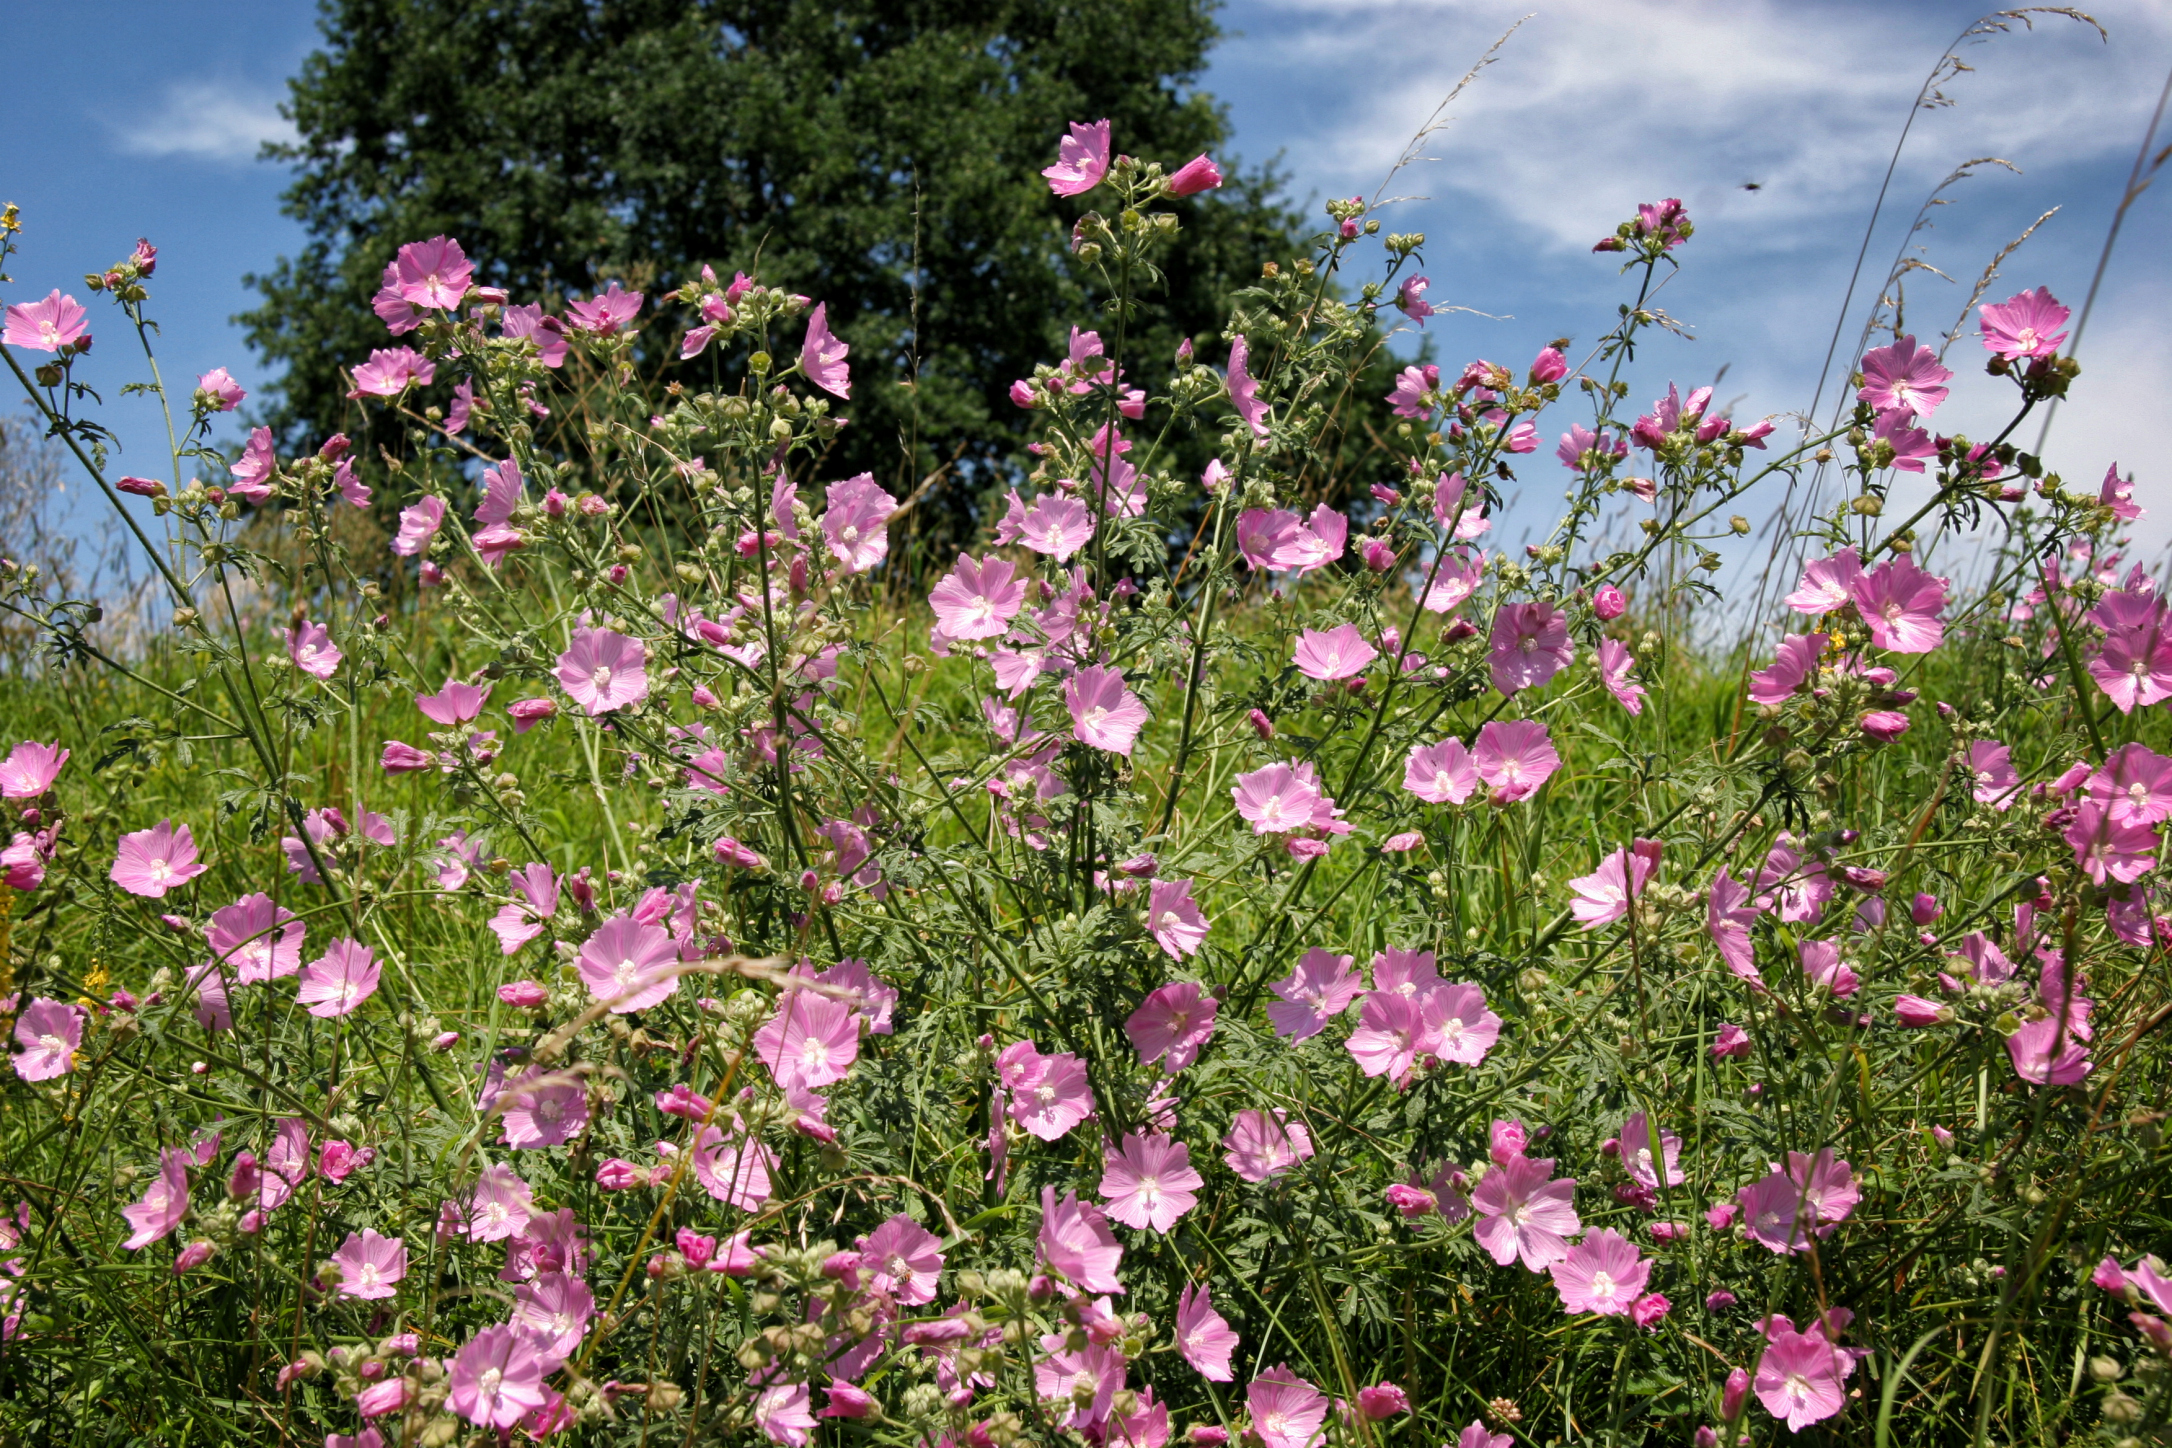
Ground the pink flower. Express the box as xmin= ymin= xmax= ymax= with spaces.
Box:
xmin=1177 ymin=1282 xmax=1238 ymax=1380
xmin=449 ymin=1324 xmax=549 ymax=1429
xmin=0 ymin=741 xmax=68 ymax=798
xmin=1857 ymin=334 xmax=1951 ymax=417
xmin=207 ymin=892 xmax=304 ymax=982
xmin=1978 ymin=286 xmax=2069 ymax=359
xmin=576 ymin=914 xmax=680 ymax=1012
xmin=110 ymin=819 xmax=208 ymax=898
xmin=1550 ymin=1227 xmax=1651 ymax=1315
xmin=861 ymin=1213 xmax=944 ymax=1304
xmin=563 ymin=281 xmax=643 ymax=335
xmin=4 ymin=290 xmax=88 ymax=352
xmin=1473 ymin=1154 xmax=1581 ymax=1270
xmin=1597 ymin=637 xmax=1645 ymax=714
xmin=196 ymin=367 xmax=245 ymax=411
xmin=297 ymin=938 xmax=381 ymax=1018
xmin=556 ymin=626 xmax=648 ymax=714
xmin=1403 ymin=737 xmax=1478 ymax=805
xmin=1004 ymin=1044 xmax=1094 ymax=1140
xmin=1619 ymin=1111 xmax=1684 ymax=1188
xmin=391 ymin=494 xmax=445 ymax=557
xmin=1040 ymin=1186 xmax=1124 ymax=1292
xmin=11 ymin=998 xmax=80 ymax=1081
xmin=1292 ymin=623 xmax=1377 ymax=682
xmin=822 ymin=472 xmax=899 ymax=573
xmin=1067 ymin=666 xmax=1149 ymax=755
xmin=1266 ymin=948 xmax=1361 ymax=1040
xmin=800 ymin=301 xmax=851 ymax=398
xmin=330 ymin=1228 xmax=407 ymax=1300
xmin=1222 ymin=1108 xmax=1313 ymax=1182
xmin=1472 ymin=719 xmax=1560 ymax=803
xmin=753 ymin=991 xmax=861 ymax=1089
xmin=1043 ymin=119 xmax=1112 ymax=196
xmin=347 ymin=346 xmax=434 ymax=398
xmin=1127 ymin=979 xmax=1216 ymax=1069
xmin=285 ymin=620 xmax=340 ymax=680
xmin=1752 ymin=1328 xmax=1846 ymax=1432
xmin=500 ymin=1070 xmax=590 ymax=1147
xmin=1018 ymin=492 xmax=1094 ymax=561
xmin=1488 ymin=602 xmax=1573 ymax=694
xmin=1569 ymin=839 xmax=1661 ymax=929
xmin=1168 ymin=154 xmax=1224 ymax=195
xmin=1247 ymin=1365 xmax=1328 ymax=1448
xmin=121 ymin=1148 xmax=192 ymax=1249
xmin=1143 ymin=881 xmax=1211 ymax=963
xmin=1396 ymin=275 xmax=1434 ymax=325
xmin=1783 ymin=549 xmax=1862 ymax=616
xmin=1850 ymin=554 xmax=1946 ymax=653
xmin=1100 ymin=1130 xmax=1203 ymax=1232
xmin=930 ymin=553 xmax=1028 ymax=642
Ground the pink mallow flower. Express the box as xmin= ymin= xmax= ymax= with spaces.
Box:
xmin=110 ymin=819 xmax=208 ymax=898
xmin=1473 ymin=1155 xmax=1581 ymax=1270
xmin=1222 ymin=1108 xmax=1313 ymax=1182
xmin=1099 ymin=1130 xmax=1203 ymax=1232
xmin=1247 ymin=1365 xmax=1328 ymax=1448
xmin=1471 ymin=719 xmax=1561 ymax=803
xmin=1066 ymin=665 xmax=1149 ymax=755
xmin=1266 ymin=948 xmax=1362 ymax=1040
xmin=0 ymin=740 xmax=68 ymax=798
xmin=1126 ymin=979 xmax=1216 ymax=1069
xmin=1292 ymin=623 xmax=1377 ymax=682
xmin=11 ymin=998 xmax=81 ymax=1081
xmin=330 ymin=1228 xmax=407 ymax=1299
xmin=1549 ymin=1228 xmax=1651 ymax=1316
xmin=1569 ymin=839 xmax=1661 ymax=929
xmin=1043 ymin=119 xmax=1111 ymax=197
xmin=556 ymin=626 xmax=648 ymax=715
xmin=1177 ymin=1282 xmax=1239 ymax=1380
xmin=296 ymin=938 xmax=382 ymax=1018
xmin=1488 ymin=601 xmax=1574 ymax=695
xmin=1978 ymin=286 xmax=2069 ymax=360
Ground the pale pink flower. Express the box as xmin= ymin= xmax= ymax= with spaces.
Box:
xmin=930 ymin=553 xmax=1028 ymax=642
xmin=1569 ymin=839 xmax=1661 ymax=929
xmin=3 ymin=290 xmax=88 ymax=352
xmin=1043 ymin=119 xmax=1111 ymax=196
xmin=563 ymin=281 xmax=643 ymax=334
xmin=1100 ymin=1130 xmax=1203 ymax=1232
xmin=121 ymin=1148 xmax=192 ymax=1249
xmin=1222 ymin=1108 xmax=1313 ymax=1182
xmin=1066 ymin=666 xmax=1149 ymax=755
xmin=391 ymin=494 xmax=445 ymax=556
xmin=0 ymin=740 xmax=67 ymax=798
xmin=1403 ymin=738 xmax=1479 ymax=804
xmin=1247 ymin=1365 xmax=1328 ymax=1448
xmin=297 ymin=938 xmax=381 ymax=1018
xmin=1231 ymin=762 xmax=1325 ymax=835
xmin=1857 ymin=334 xmax=1951 ymax=417
xmin=556 ymin=626 xmax=648 ymax=714
xmin=347 ymin=346 xmax=434 ymax=398
xmin=1227 ymin=335 xmax=1270 ymax=439
xmin=1419 ymin=982 xmax=1501 ymax=1066
xmin=1177 ymin=1282 xmax=1238 ymax=1380
xmin=110 ymin=819 xmax=208 ymax=898
xmin=1708 ymin=868 xmax=1761 ymax=980
xmin=1472 ymin=1155 xmax=1580 ymax=1270
xmin=576 ymin=914 xmax=679 ymax=1012
xmin=500 ymin=1070 xmax=590 ymax=1148
xmin=11 ymin=998 xmax=80 ymax=1081
xmin=753 ymin=991 xmax=861 ymax=1089
xmin=1292 ymin=623 xmax=1377 ymax=682
xmin=448 ymin=1324 xmax=549 ymax=1429
xmin=1783 ymin=549 xmax=1862 ymax=616
xmin=1851 ymin=554 xmax=1946 ymax=653
xmin=1472 ymin=719 xmax=1560 ymax=802
xmin=1143 ymin=881 xmax=1210 ymax=962
xmin=1619 ymin=1112 xmax=1684 ymax=1188
xmin=691 ymin=1122 xmax=775 ymax=1210
xmin=285 ymin=620 xmax=340 ymax=679
xmin=394 ymin=235 xmax=473 ymax=309
xmin=1753 ymin=1328 xmax=1846 ymax=1432
xmin=1597 ymin=637 xmax=1645 ymax=714
xmin=861 ymin=1213 xmax=944 ymax=1304
xmin=1005 ymin=1045 xmax=1094 ymax=1140
xmin=1040 ymin=1186 xmax=1125 ymax=1292
xmin=1550 ymin=1228 xmax=1651 ymax=1316
xmin=1978 ymin=286 xmax=2069 ymax=359
xmin=206 ymin=892 xmax=304 ymax=983
xmin=330 ymin=1228 xmax=407 ymax=1300
xmin=1266 ymin=948 xmax=1361 ymax=1040
xmin=1127 ymin=979 xmax=1216 ymax=1069
xmin=1168 ymin=154 xmax=1224 ymax=195
xmin=510 ymin=1271 xmax=595 ymax=1363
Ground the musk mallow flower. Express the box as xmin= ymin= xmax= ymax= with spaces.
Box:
xmin=1066 ymin=665 xmax=1149 ymax=755
xmin=0 ymin=740 xmax=68 ymax=798
xmin=1857 ymin=334 xmax=1952 ymax=417
xmin=296 ymin=938 xmax=381 ymax=1018
xmin=110 ymin=819 xmax=208 ymax=898
xmin=1550 ymin=1227 xmax=1651 ymax=1316
xmin=1292 ymin=623 xmax=1377 ymax=682
xmin=1265 ymin=948 xmax=1361 ymax=1040
xmin=1488 ymin=601 xmax=1574 ymax=695
xmin=1222 ymin=1108 xmax=1314 ymax=1182
xmin=1099 ymin=1130 xmax=1203 ymax=1232
xmin=330 ymin=1228 xmax=407 ymax=1300
xmin=11 ymin=998 xmax=81 ymax=1081
xmin=555 ymin=625 xmax=648 ymax=715
xmin=800 ymin=301 xmax=850 ymax=399
xmin=1043 ymin=119 xmax=1111 ymax=196
xmin=1472 ymin=1154 xmax=1580 ymax=1270
xmin=1978 ymin=286 xmax=2069 ymax=360
xmin=1177 ymin=1282 xmax=1238 ymax=1380
xmin=1471 ymin=719 xmax=1560 ymax=802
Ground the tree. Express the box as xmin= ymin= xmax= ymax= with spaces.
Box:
xmin=243 ymin=0 xmax=1308 ymax=555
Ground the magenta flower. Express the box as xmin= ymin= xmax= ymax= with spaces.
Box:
xmin=563 ymin=280 xmax=643 ymax=335
xmin=296 ymin=938 xmax=381 ymax=1018
xmin=1040 ymin=1186 xmax=1124 ymax=1292
xmin=110 ymin=819 xmax=208 ymax=898
xmin=1597 ymin=637 xmax=1645 ymax=714
xmin=393 ymin=235 xmax=472 ymax=310
xmin=1266 ymin=948 xmax=1361 ymax=1040
xmin=0 ymin=740 xmax=68 ymax=798
xmin=752 ymin=991 xmax=861 ymax=1089
xmin=1066 ymin=665 xmax=1149 ymax=756
xmin=1043 ymin=119 xmax=1112 ymax=196
xmin=391 ymin=494 xmax=445 ymax=556
xmin=1222 ymin=1108 xmax=1314 ymax=1182
xmin=1978 ymin=286 xmax=2069 ymax=359
xmin=1850 ymin=554 xmax=1946 ymax=653
xmin=285 ymin=620 xmax=340 ymax=680
xmin=448 ymin=1324 xmax=549 ymax=1429
xmin=1099 ymin=1130 xmax=1203 ymax=1232
xmin=207 ymin=892 xmax=304 ymax=983
xmin=1487 ymin=601 xmax=1573 ymax=694
xmin=1292 ymin=623 xmax=1377 ymax=682
xmin=691 ymin=1123 xmax=775 ymax=1209
xmin=4 ymin=290 xmax=88 ymax=352
xmin=1247 ymin=1365 xmax=1328 ymax=1448
xmin=576 ymin=913 xmax=680 ymax=1012
xmin=861 ymin=1213 xmax=944 ymax=1304
xmin=1472 ymin=1155 xmax=1580 ymax=1270
xmin=1144 ymin=880 xmax=1211 ymax=963
xmin=1167 ymin=153 xmax=1223 ymax=195
xmin=1752 ymin=1328 xmax=1846 ymax=1431
xmin=120 ymin=1148 xmax=192 ymax=1250
xmin=1005 ymin=1044 xmax=1094 ymax=1140
xmin=1569 ymin=839 xmax=1661 ymax=929
xmin=1857 ymin=334 xmax=1951 ymax=417
xmin=1227 ymin=335 xmax=1270 ymax=439
xmin=1472 ymin=719 xmax=1560 ymax=802
xmin=330 ymin=1228 xmax=407 ymax=1300
xmin=1404 ymin=737 xmax=1479 ymax=805
xmin=195 ymin=366 xmax=245 ymax=411
xmin=1232 ymin=762 xmax=1325 ymax=835
xmin=347 ymin=346 xmax=435 ymax=398
xmin=1177 ymin=1282 xmax=1238 ymax=1380
xmin=1550 ymin=1227 xmax=1651 ymax=1316
xmin=510 ymin=1271 xmax=595 ymax=1363
xmin=555 ymin=626 xmax=648 ymax=715
xmin=1127 ymin=979 xmax=1216 ymax=1070
xmin=929 ymin=553 xmax=1028 ymax=642
xmin=11 ymin=998 xmax=81 ymax=1081
xmin=1619 ymin=1111 xmax=1684 ymax=1188
xmin=500 ymin=1070 xmax=590 ymax=1147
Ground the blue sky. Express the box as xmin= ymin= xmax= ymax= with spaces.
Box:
xmin=7 ymin=0 xmax=2169 ymax=572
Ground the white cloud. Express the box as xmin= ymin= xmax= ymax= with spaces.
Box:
xmin=113 ymin=80 xmax=297 ymax=163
